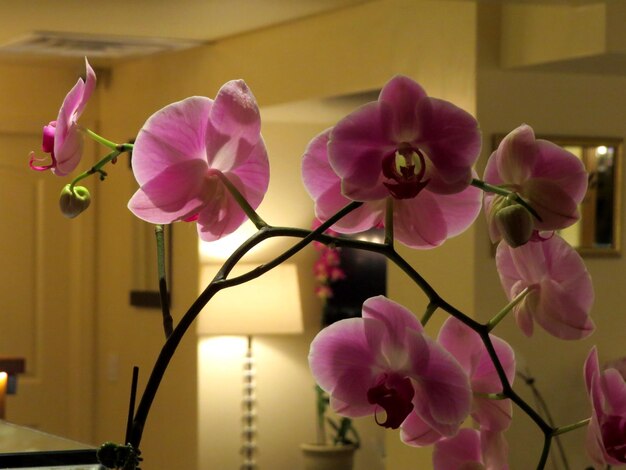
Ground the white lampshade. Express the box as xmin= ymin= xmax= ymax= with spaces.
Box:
xmin=197 ymin=263 xmax=303 ymax=336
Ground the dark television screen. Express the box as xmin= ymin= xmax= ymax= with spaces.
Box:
xmin=322 ymin=230 xmax=386 ymax=326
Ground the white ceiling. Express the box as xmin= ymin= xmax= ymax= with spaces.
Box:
xmin=0 ymin=0 xmax=619 ymax=73
xmin=0 ymin=0 xmax=370 ymax=63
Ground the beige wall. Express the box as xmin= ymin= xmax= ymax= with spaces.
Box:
xmin=3 ymin=1 xmax=623 ymax=469
xmin=93 ymin=1 xmax=480 ymax=469
xmin=0 ymin=61 xmax=98 ymax=442
xmin=476 ymin=4 xmax=626 ymax=468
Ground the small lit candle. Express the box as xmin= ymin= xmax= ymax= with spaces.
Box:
xmin=0 ymin=372 xmax=8 ymax=420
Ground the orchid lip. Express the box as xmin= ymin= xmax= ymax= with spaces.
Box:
xmin=366 ymin=373 xmax=415 ymax=429
xmin=382 ymin=146 xmax=430 ymax=199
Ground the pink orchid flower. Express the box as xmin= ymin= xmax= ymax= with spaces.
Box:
xmin=496 ymin=235 xmax=594 ymax=340
xmin=301 ymin=75 xmax=483 ymax=249
xmin=308 ymin=295 xmax=472 ymax=445
xmin=438 ymin=317 xmax=516 ymax=431
xmin=29 ymin=58 xmax=96 ymax=176
xmin=584 ymin=347 xmax=626 ymax=468
xmin=483 ymin=124 xmax=587 ymax=245
xmin=433 ymin=428 xmax=509 ymax=470
xmin=128 ymin=80 xmax=269 ymax=242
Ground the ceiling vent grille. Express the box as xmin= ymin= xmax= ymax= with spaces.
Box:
xmin=0 ymin=31 xmax=203 ymax=59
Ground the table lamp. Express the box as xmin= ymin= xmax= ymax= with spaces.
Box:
xmin=197 ymin=263 xmax=303 ymax=469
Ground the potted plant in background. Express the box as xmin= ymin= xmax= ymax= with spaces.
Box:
xmin=300 ymin=386 xmax=360 ymax=470
xmin=300 ymin=228 xmax=361 ymax=469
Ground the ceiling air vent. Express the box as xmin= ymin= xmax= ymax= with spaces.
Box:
xmin=0 ymin=31 xmax=203 ymax=59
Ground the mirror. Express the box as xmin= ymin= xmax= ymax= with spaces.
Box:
xmin=492 ymin=135 xmax=622 ymax=256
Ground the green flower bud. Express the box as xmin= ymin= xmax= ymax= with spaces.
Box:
xmin=59 ymin=184 xmax=91 ymax=218
xmin=495 ymin=203 xmax=534 ymax=248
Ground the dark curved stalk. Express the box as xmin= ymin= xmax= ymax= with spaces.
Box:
xmin=128 ymin=202 xmax=363 ymax=448
xmin=126 ymin=198 xmax=585 ymax=470
xmin=155 ymin=225 xmax=173 ymax=339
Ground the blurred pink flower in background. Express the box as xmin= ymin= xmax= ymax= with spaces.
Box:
xmin=30 ymin=58 xmax=96 ymax=176
xmin=496 ymin=235 xmax=594 ymax=340
xmin=302 ymin=77 xmax=484 ymax=249
xmin=584 ymin=347 xmax=626 ymax=468
xmin=128 ymin=80 xmax=269 ymax=242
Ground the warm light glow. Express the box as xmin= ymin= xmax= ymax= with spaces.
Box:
xmin=197 ymin=263 xmax=304 ymax=336
xmin=198 ymin=221 xmax=259 ymax=262
xmin=596 ymin=145 xmax=608 ymax=156
xmin=0 ymin=372 xmax=8 ymax=420
xmin=198 ymin=336 xmax=248 ymax=360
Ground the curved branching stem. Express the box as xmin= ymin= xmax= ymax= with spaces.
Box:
xmin=125 ymin=198 xmax=586 ymax=470
xmin=127 ymin=201 xmax=363 ymax=449
xmin=421 ymin=302 xmax=438 ymax=327
xmin=69 ymin=140 xmax=134 ymax=189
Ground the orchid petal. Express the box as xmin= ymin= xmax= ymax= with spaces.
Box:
xmin=302 ymin=129 xmax=385 ymax=232
xmin=132 ymin=97 xmax=212 ymax=185
xmin=328 ymin=101 xmax=393 ymax=201
xmin=524 ymin=178 xmax=580 ymax=230
xmin=473 ymin=398 xmax=514 ymax=432
xmin=534 ymin=279 xmax=595 ymax=340
xmin=303 ymin=75 xmax=479 ymax=249
xmin=309 ymin=317 xmax=383 ymax=413
xmin=532 ymin=138 xmax=588 ymax=203
xmin=362 ymin=295 xmax=423 ymax=333
xmin=129 ymin=81 xmax=268 ymax=239
xmin=438 ymin=317 xmax=515 ymax=431
xmin=584 ymin=347 xmax=626 ymax=466
xmin=481 ymin=430 xmax=510 ymax=470
xmin=53 ymin=123 xmax=84 ymax=177
xmin=393 ymin=196 xmax=448 ymax=249
xmin=209 ymin=79 xmax=261 ymax=145
xmin=75 ymin=58 xmax=96 ymax=117
xmin=413 ymin=336 xmax=472 ymax=435
xmin=378 ymin=76 xmax=426 ymax=142
xmin=432 ymin=180 xmax=483 ymax=238
xmin=128 ymin=159 xmax=210 ymax=223
xmin=433 ymin=429 xmax=483 ymax=470
xmin=400 ymin=412 xmax=443 ymax=447
xmin=496 ymin=236 xmax=594 ymax=340
xmin=416 ymin=97 xmax=482 ymax=194
xmin=495 ymin=124 xmax=537 ymax=184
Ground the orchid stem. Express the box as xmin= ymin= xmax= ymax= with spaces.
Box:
xmin=471 ymin=178 xmax=542 ymax=221
xmin=83 ymin=127 xmax=120 ymax=151
xmin=552 ymin=418 xmax=591 ymax=437
xmin=69 ymin=140 xmax=133 ymax=189
xmin=69 ymin=149 xmax=121 ymax=188
xmin=127 ymin=201 xmax=363 ymax=450
xmin=217 ymin=172 xmax=268 ymax=229
xmin=420 ymin=302 xmax=437 ymax=326
xmin=155 ymin=225 xmax=173 ymax=339
xmin=487 ymin=287 xmax=530 ymax=331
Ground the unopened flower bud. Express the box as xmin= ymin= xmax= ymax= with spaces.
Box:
xmin=495 ymin=203 xmax=534 ymax=248
xmin=59 ymin=184 xmax=91 ymax=218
